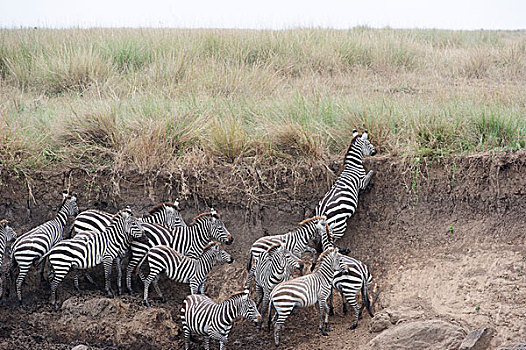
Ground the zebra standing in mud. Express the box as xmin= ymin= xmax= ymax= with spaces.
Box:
xmin=315 ymin=130 xmax=376 ymax=245
xmin=329 ymin=255 xmax=374 ymax=329
xmin=137 ymin=241 xmax=234 ymax=307
xmin=245 ymin=242 xmax=303 ymax=328
xmin=10 ymin=192 xmax=78 ymax=303
xmin=126 ymin=209 xmax=233 ymax=295
xmin=269 ymin=247 xmax=344 ymax=347
xmin=247 ymin=216 xmax=334 ymax=273
xmin=181 ymin=290 xmax=261 ymax=350
xmin=39 ymin=208 xmax=145 ymax=308
xmin=67 ymin=201 xmax=186 ymax=293
xmin=0 ymin=219 xmax=17 ymax=299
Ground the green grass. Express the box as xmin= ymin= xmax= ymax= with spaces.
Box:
xmin=0 ymin=27 xmax=525 ymax=173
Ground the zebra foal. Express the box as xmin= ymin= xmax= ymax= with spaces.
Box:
xmin=10 ymin=191 xmax=78 ymax=303
xmin=39 ymin=208 xmax=145 ymax=308
xmin=330 ymin=255 xmax=374 ymax=329
xmin=315 ymin=130 xmax=376 ymax=244
xmin=137 ymin=241 xmax=233 ymax=307
xmin=269 ymin=247 xmax=344 ymax=347
xmin=126 ymin=209 xmax=233 ymax=295
xmin=0 ymin=219 xmax=17 ymax=299
xmin=245 ymin=243 xmax=303 ymax=328
xmin=181 ymin=290 xmax=261 ymax=350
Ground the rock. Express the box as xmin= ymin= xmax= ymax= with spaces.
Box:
xmin=497 ymin=344 xmax=526 ymax=350
xmin=370 ymin=312 xmax=392 ymax=333
xmin=459 ymin=327 xmax=495 ymax=350
xmin=369 ymin=320 xmax=465 ymax=350
xmin=72 ymin=345 xmax=88 ymax=350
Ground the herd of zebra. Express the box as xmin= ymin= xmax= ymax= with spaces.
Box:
xmin=0 ymin=130 xmax=377 ymax=349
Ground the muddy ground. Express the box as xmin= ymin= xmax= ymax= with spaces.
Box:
xmin=0 ymin=151 xmax=525 ymax=349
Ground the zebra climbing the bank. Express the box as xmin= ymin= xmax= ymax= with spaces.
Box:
xmin=38 ymin=208 xmax=145 ymax=308
xmin=0 ymin=219 xmax=17 ymax=299
xmin=137 ymin=241 xmax=233 ymax=307
xmin=329 ymin=255 xmax=374 ymax=330
xmin=269 ymin=247 xmax=344 ymax=347
xmin=67 ymin=201 xmax=186 ymax=293
xmin=181 ymin=290 xmax=261 ymax=350
xmin=10 ymin=192 xmax=78 ymax=303
xmin=315 ymin=130 xmax=376 ymax=246
xmin=126 ymin=209 xmax=233 ymax=295
xmin=247 ymin=216 xmax=334 ymax=273
xmin=244 ymin=242 xmax=303 ymax=328
xmin=68 ymin=201 xmax=186 ymax=238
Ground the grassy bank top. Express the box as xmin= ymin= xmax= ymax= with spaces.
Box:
xmin=0 ymin=27 xmax=525 ymax=173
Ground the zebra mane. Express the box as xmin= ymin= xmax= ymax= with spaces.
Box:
xmin=203 ymin=241 xmax=220 ymax=252
xmin=345 ymin=133 xmax=362 ymax=157
xmin=311 ymin=247 xmax=337 ymax=273
xmin=265 ymin=242 xmax=282 ymax=256
xmin=193 ymin=211 xmax=220 ymax=222
xmin=298 ymin=216 xmax=326 ymax=226
xmin=148 ymin=201 xmax=180 ymax=215
xmin=111 ymin=208 xmax=133 ymax=221
xmin=228 ymin=289 xmax=250 ymax=300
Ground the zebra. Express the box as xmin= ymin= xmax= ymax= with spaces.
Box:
xmin=244 ymin=242 xmax=303 ymax=328
xmin=0 ymin=219 xmax=17 ymax=299
xmin=329 ymin=255 xmax=374 ymax=329
xmin=126 ymin=209 xmax=233 ymax=295
xmin=67 ymin=201 xmax=186 ymax=293
xmin=137 ymin=241 xmax=233 ymax=307
xmin=181 ymin=290 xmax=261 ymax=350
xmin=315 ymin=130 xmax=376 ymax=244
xmin=10 ymin=191 xmax=79 ymax=303
xmin=38 ymin=208 xmax=145 ymax=308
xmin=269 ymin=247 xmax=344 ymax=347
xmin=68 ymin=201 xmax=186 ymax=238
xmin=247 ymin=216 xmax=334 ymax=273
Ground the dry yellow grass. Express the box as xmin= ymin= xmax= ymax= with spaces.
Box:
xmin=0 ymin=27 xmax=525 ymax=173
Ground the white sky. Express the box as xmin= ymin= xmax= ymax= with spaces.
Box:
xmin=1 ymin=0 xmax=525 ymax=30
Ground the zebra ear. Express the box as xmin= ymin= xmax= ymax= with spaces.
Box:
xmin=362 ymin=130 xmax=368 ymax=140
xmin=352 ymin=129 xmax=358 ymax=138
xmin=174 ymin=199 xmax=180 ymax=210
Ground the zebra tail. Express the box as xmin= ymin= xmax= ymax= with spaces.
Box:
xmin=35 ymin=250 xmax=52 ymax=267
xmin=362 ymin=282 xmax=374 ymax=317
xmin=247 ymin=249 xmax=253 ymax=272
xmin=136 ymin=253 xmax=148 ymax=275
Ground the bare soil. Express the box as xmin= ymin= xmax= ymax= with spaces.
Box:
xmin=0 ymin=151 xmax=525 ymax=349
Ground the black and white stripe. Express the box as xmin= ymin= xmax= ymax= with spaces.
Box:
xmin=10 ymin=192 xmax=79 ymax=303
xmin=245 ymin=243 xmax=303 ymax=328
xmin=41 ymin=208 xmax=145 ymax=308
xmin=315 ymin=130 xmax=376 ymax=241
xmin=0 ymin=219 xmax=17 ymax=299
xmin=269 ymin=247 xmax=344 ymax=347
xmin=137 ymin=241 xmax=233 ymax=307
xmin=247 ymin=216 xmax=333 ymax=273
xmin=330 ymin=255 xmax=374 ymax=329
xmin=181 ymin=290 xmax=261 ymax=350
xmin=126 ymin=210 xmax=233 ymax=295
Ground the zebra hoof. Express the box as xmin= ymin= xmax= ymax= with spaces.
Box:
xmin=349 ymin=323 xmax=358 ymax=330
xmin=144 ymin=300 xmax=151 ymax=307
xmin=321 ymin=329 xmax=328 ymax=336
xmin=328 ymin=309 xmax=334 ymax=316
xmin=128 ymin=290 xmax=135 ymax=296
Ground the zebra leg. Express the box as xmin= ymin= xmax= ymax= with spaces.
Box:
xmin=346 ymin=293 xmax=360 ymax=330
xmin=328 ymin=289 xmax=334 ymax=316
xmin=183 ymin=325 xmax=191 ymax=350
xmin=16 ymin=264 xmax=30 ymax=304
xmin=115 ymin=258 xmax=123 ymax=296
xmin=143 ymin=276 xmax=152 ymax=307
xmin=102 ymin=258 xmax=114 ymax=298
xmin=72 ymin=267 xmax=80 ymax=292
xmin=204 ymin=336 xmax=210 ymax=350
xmin=255 ymin=285 xmax=264 ymax=308
xmin=341 ymin=290 xmax=348 ymax=314
xmin=84 ymin=272 xmax=96 ymax=285
xmin=152 ymin=275 xmax=165 ymax=302
xmin=50 ymin=265 xmax=70 ymax=310
xmin=0 ymin=274 xmax=3 ymax=299
xmin=260 ymin=292 xmax=270 ymax=330
xmin=126 ymin=256 xmax=139 ymax=295
xmin=39 ymin=258 xmax=47 ymax=282
xmin=319 ymin=301 xmax=329 ymax=336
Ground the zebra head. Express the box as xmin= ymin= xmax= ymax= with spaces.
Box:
xmin=149 ymin=201 xmax=186 ymax=228
xmin=1 ymin=219 xmax=17 ymax=243
xmin=207 ymin=210 xmax=233 ymax=245
xmin=268 ymin=243 xmax=304 ymax=274
xmin=357 ymin=130 xmax=377 ymax=157
xmin=205 ymin=241 xmax=234 ymax=264
xmin=237 ymin=290 xmax=262 ymax=324
xmin=62 ymin=193 xmax=79 ymax=217
xmin=121 ymin=209 xmax=147 ymax=243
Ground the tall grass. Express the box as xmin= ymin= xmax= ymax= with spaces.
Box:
xmin=0 ymin=27 xmax=525 ymax=172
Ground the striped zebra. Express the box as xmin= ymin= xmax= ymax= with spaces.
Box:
xmin=181 ymin=290 xmax=261 ymax=350
xmin=39 ymin=208 xmax=145 ymax=308
xmin=10 ymin=192 xmax=79 ymax=303
xmin=0 ymin=219 xmax=17 ymax=299
xmin=329 ymin=255 xmax=374 ymax=329
xmin=245 ymin=243 xmax=303 ymax=328
xmin=247 ymin=216 xmax=333 ymax=273
xmin=137 ymin=241 xmax=233 ymax=307
xmin=68 ymin=201 xmax=186 ymax=238
xmin=269 ymin=247 xmax=344 ymax=347
xmin=67 ymin=201 xmax=186 ymax=293
xmin=126 ymin=209 xmax=233 ymax=295
xmin=315 ymin=130 xmax=376 ymax=243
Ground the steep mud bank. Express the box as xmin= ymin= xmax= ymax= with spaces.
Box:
xmin=0 ymin=151 xmax=525 ymax=349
